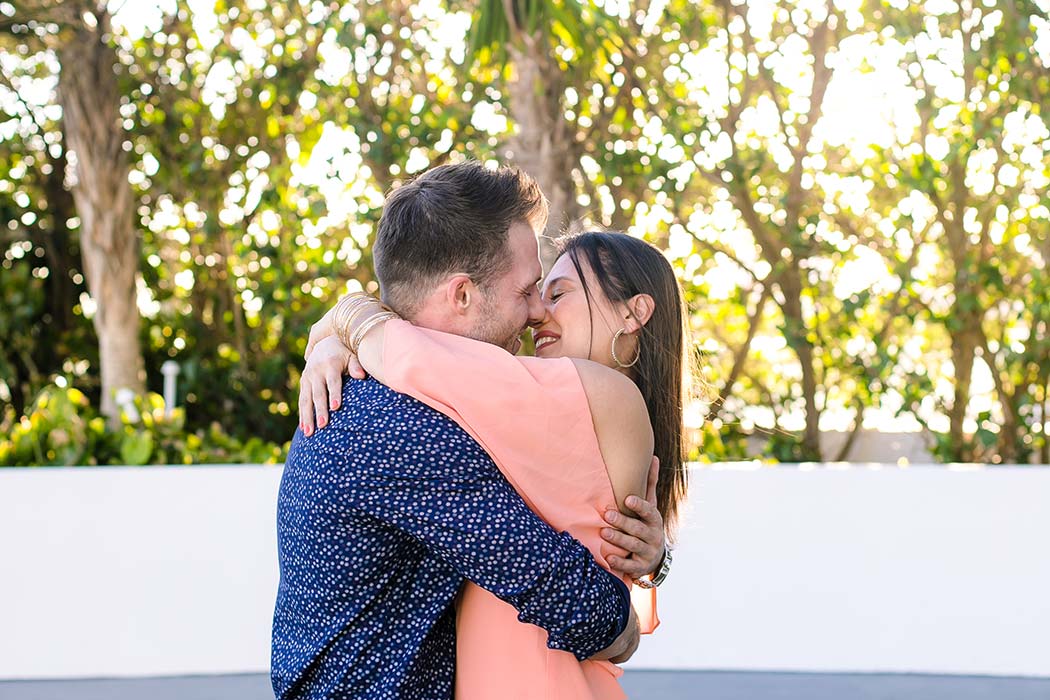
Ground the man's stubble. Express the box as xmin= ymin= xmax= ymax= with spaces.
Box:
xmin=467 ymin=289 xmax=525 ymax=354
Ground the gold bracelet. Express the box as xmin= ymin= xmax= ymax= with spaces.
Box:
xmin=334 ymin=292 xmax=374 ymax=327
xmin=332 ymin=293 xmax=368 ymax=336
xmin=348 ymin=311 xmax=400 ymax=355
xmin=348 ymin=311 xmax=399 ymax=355
xmin=333 ymin=293 xmax=380 ymax=348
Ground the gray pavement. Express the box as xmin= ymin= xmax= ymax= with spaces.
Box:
xmin=2 ymin=671 xmax=1050 ymax=700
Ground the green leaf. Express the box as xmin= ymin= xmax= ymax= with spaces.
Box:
xmin=120 ymin=432 xmax=154 ymax=466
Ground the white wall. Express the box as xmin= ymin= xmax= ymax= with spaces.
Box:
xmin=1 ymin=464 xmax=1048 ymax=680
xmin=0 ymin=466 xmax=282 ymax=679
xmin=624 ymin=464 xmax=1050 ymax=677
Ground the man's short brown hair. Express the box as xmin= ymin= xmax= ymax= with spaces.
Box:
xmin=372 ymin=161 xmax=548 ymax=315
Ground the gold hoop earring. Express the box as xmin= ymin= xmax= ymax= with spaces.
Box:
xmin=611 ymin=327 xmax=640 ymax=368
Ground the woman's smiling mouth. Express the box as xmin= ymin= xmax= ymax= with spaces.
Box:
xmin=533 ymin=332 xmax=559 ymax=351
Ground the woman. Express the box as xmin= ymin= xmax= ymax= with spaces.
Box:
xmin=301 ymin=231 xmax=691 ymax=698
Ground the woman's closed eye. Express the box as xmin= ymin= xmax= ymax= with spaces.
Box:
xmin=546 ymin=290 xmax=565 ymax=302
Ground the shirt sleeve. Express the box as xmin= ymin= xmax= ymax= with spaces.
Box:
xmin=302 ymin=410 xmax=631 ymax=661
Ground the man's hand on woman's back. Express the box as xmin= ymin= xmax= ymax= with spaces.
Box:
xmin=602 ymin=456 xmax=667 ymax=579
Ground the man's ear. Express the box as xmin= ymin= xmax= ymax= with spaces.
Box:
xmin=623 ymin=293 xmax=656 ymax=332
xmin=444 ymin=274 xmax=477 ymax=316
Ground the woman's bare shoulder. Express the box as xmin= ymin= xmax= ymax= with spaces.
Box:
xmin=570 ymin=358 xmax=654 ymax=509
xmin=570 ymin=358 xmax=638 ymax=401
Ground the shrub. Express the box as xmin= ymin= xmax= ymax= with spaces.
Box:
xmin=0 ymin=384 xmax=288 ymax=467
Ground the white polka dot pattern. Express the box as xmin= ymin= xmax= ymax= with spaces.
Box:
xmin=271 ymin=378 xmax=630 ymax=699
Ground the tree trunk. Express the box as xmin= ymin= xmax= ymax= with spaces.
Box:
xmin=948 ymin=327 xmax=980 ymax=462
xmin=216 ymin=226 xmax=249 ymax=361
xmin=778 ymin=269 xmax=822 ymax=460
xmin=39 ymin=144 xmax=80 ymax=332
xmin=57 ymin=6 xmax=144 ymax=427
xmin=505 ymin=44 xmax=576 ymax=271
xmin=1042 ymin=376 xmax=1049 ymax=465
xmin=998 ymin=400 xmax=1018 ymax=463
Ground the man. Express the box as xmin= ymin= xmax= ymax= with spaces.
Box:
xmin=272 ymin=162 xmax=660 ymax=699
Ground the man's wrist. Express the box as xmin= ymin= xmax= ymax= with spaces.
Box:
xmin=633 ymin=545 xmax=673 ymax=589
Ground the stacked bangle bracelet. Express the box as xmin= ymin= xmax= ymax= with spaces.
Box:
xmin=331 ymin=292 xmax=399 ymax=354
xmin=347 ymin=311 xmax=399 ymax=354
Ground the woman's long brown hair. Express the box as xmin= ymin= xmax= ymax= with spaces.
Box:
xmin=559 ymin=231 xmax=691 ymax=539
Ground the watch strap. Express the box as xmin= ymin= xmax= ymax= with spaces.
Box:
xmin=632 ymin=545 xmax=673 ymax=589
xmin=650 ymin=545 xmax=673 ymax=587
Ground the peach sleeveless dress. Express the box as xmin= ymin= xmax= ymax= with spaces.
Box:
xmin=382 ymin=320 xmax=659 ymax=700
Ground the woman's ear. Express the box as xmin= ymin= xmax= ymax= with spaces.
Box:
xmin=444 ymin=274 xmax=476 ymax=316
xmin=623 ymin=293 xmax=656 ymax=332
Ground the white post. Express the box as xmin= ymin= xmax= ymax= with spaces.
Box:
xmin=161 ymin=361 xmax=181 ymax=418
xmin=114 ymin=388 xmax=140 ymax=423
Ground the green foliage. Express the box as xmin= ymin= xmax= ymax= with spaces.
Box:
xmin=689 ymin=421 xmax=750 ymax=464
xmin=3 ymin=0 xmax=489 ymax=456
xmin=0 ymin=386 xmax=106 ymax=466
xmin=2 ymin=0 xmax=1049 ymax=466
xmin=0 ymin=384 xmax=287 ymax=467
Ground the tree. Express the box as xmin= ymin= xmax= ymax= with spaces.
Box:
xmin=466 ymin=0 xmax=692 ymax=267
xmin=0 ymin=38 xmax=89 ymax=414
xmin=3 ymin=0 xmax=1048 ymax=465
xmin=2 ymin=0 xmax=490 ymax=440
xmin=872 ymin=0 xmax=1050 ymax=461
xmin=122 ymin=0 xmax=489 ymax=437
xmin=4 ymin=1 xmax=143 ymax=426
xmin=646 ymin=0 xmax=860 ymax=460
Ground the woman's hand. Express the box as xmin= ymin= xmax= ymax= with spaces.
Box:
xmin=304 ymin=306 xmax=340 ymax=360
xmin=298 ymin=336 xmax=366 ymax=435
xmin=602 ymin=456 xmax=667 ymax=578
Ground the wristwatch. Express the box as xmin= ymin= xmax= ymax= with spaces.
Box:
xmin=633 ymin=546 xmax=673 ymax=589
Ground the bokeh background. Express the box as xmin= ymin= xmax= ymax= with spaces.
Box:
xmin=2 ymin=0 xmax=1049 ymax=466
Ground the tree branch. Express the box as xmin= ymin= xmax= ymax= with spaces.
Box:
xmin=707 ymin=283 xmax=770 ymax=421
xmin=832 ymin=397 xmax=866 ymax=462
xmin=784 ymin=1 xmax=834 ymax=233
xmin=694 ymin=238 xmax=761 ymax=284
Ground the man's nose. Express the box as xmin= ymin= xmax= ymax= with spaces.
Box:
xmin=526 ymin=290 xmax=547 ymax=328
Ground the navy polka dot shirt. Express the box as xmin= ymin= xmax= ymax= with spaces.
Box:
xmin=271 ymin=378 xmax=631 ymax=699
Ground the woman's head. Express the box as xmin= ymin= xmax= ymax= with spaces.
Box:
xmin=533 ymin=231 xmax=691 ymax=536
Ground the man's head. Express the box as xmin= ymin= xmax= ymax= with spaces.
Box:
xmin=372 ymin=161 xmax=548 ymax=352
